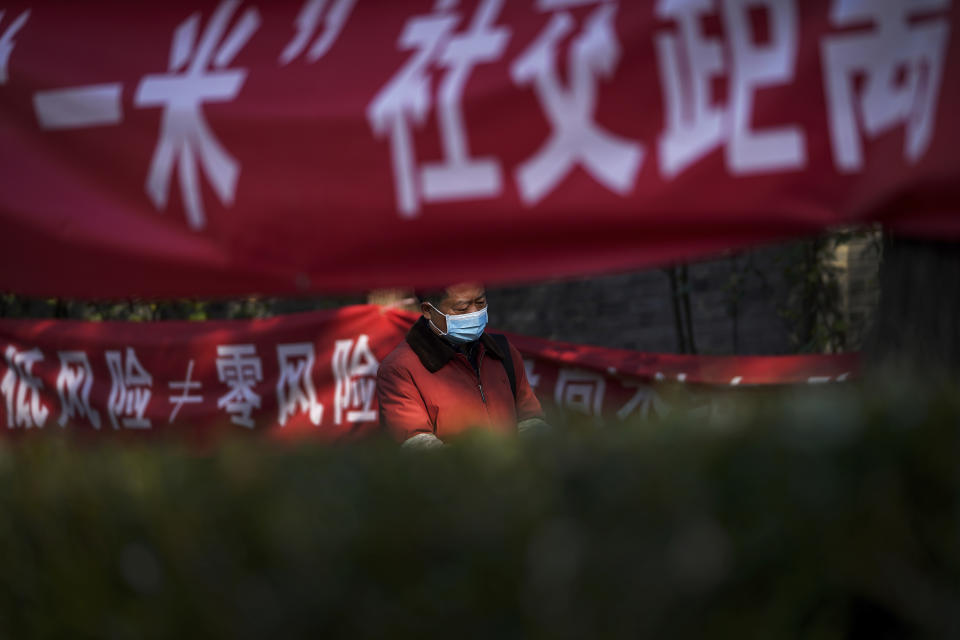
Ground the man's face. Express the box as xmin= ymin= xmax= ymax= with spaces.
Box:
xmin=422 ymin=282 xmax=487 ymax=334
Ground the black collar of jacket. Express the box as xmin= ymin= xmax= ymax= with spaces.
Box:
xmin=405 ymin=316 xmax=505 ymax=373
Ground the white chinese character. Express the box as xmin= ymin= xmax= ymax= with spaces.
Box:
xmin=276 ymin=343 xmax=323 ymax=426
xmin=168 ymin=359 xmax=203 ymax=423
xmin=55 ymin=351 xmax=100 ymax=428
xmin=654 ymin=0 xmax=725 ymax=178
xmin=368 ymin=0 xmax=509 ymax=217
xmin=105 ymin=348 xmax=153 ymax=429
xmin=134 ymin=0 xmax=261 ymax=230
xmin=0 ymin=9 xmax=29 ymax=85
xmin=511 ymin=2 xmax=643 ymax=205
xmin=2 ymin=346 xmax=49 ymax=429
xmin=279 ymin=0 xmax=357 ymax=64
xmin=332 ymin=334 xmax=379 ymax=425
xmin=616 ymin=381 xmax=670 ymax=421
xmin=34 ymin=84 xmax=124 ymax=130
xmin=723 ymin=0 xmax=805 ymax=173
xmin=821 ymin=0 xmax=950 ymax=172
xmin=655 ymin=0 xmax=805 ymax=177
xmin=523 ymin=358 xmax=541 ymax=390
xmin=554 ymin=368 xmax=605 ymax=417
xmin=216 ymin=345 xmax=262 ymax=428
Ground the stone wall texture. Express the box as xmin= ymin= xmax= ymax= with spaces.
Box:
xmin=486 ymin=236 xmax=879 ymax=355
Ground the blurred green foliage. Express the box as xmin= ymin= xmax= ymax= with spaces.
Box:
xmin=0 ymin=380 xmax=957 ymax=639
xmin=777 ymin=236 xmax=847 ymax=353
xmin=776 ymin=228 xmax=881 ymax=354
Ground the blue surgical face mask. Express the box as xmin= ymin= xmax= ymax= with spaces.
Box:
xmin=428 ymin=303 xmax=488 ymax=344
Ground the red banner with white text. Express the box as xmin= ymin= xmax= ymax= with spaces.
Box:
xmin=0 ymin=306 xmax=857 ymax=439
xmin=0 ymin=1 xmax=958 ymax=298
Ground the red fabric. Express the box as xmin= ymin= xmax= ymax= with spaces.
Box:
xmin=0 ymin=305 xmax=855 ymax=440
xmin=502 ymin=331 xmax=860 ymax=386
xmin=0 ymin=1 xmax=958 ymax=298
xmin=377 ymin=329 xmax=543 ymax=442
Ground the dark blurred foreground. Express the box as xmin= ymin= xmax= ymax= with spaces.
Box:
xmin=0 ymin=378 xmax=958 ymax=639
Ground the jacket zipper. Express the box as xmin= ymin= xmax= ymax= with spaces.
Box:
xmin=456 ymin=348 xmax=488 ymax=406
xmin=476 ymin=350 xmax=487 ymax=404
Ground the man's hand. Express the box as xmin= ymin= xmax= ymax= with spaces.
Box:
xmin=401 ymin=433 xmax=445 ymax=450
xmin=518 ymin=417 xmax=550 ymax=437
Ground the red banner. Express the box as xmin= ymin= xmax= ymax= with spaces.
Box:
xmin=1 ymin=1 xmax=957 ymax=299
xmin=0 ymin=306 xmax=857 ymax=440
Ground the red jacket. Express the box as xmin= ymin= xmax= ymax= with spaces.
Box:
xmin=377 ymin=318 xmax=544 ymax=442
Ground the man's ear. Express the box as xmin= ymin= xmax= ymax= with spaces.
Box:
xmin=421 ymin=302 xmax=432 ymax=319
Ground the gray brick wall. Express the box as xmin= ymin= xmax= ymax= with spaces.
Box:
xmin=487 ymin=238 xmax=878 ymax=355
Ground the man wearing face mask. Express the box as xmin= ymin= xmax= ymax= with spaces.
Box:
xmin=376 ymin=282 xmax=547 ymax=448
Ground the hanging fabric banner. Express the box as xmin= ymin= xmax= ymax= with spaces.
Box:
xmin=1 ymin=1 xmax=957 ymax=298
xmin=0 ymin=306 xmax=857 ymax=440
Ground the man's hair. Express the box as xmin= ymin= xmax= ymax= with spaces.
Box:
xmin=417 ymin=288 xmax=449 ymax=308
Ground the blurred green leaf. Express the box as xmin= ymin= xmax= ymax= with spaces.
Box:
xmin=0 ymin=381 xmax=956 ymax=639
